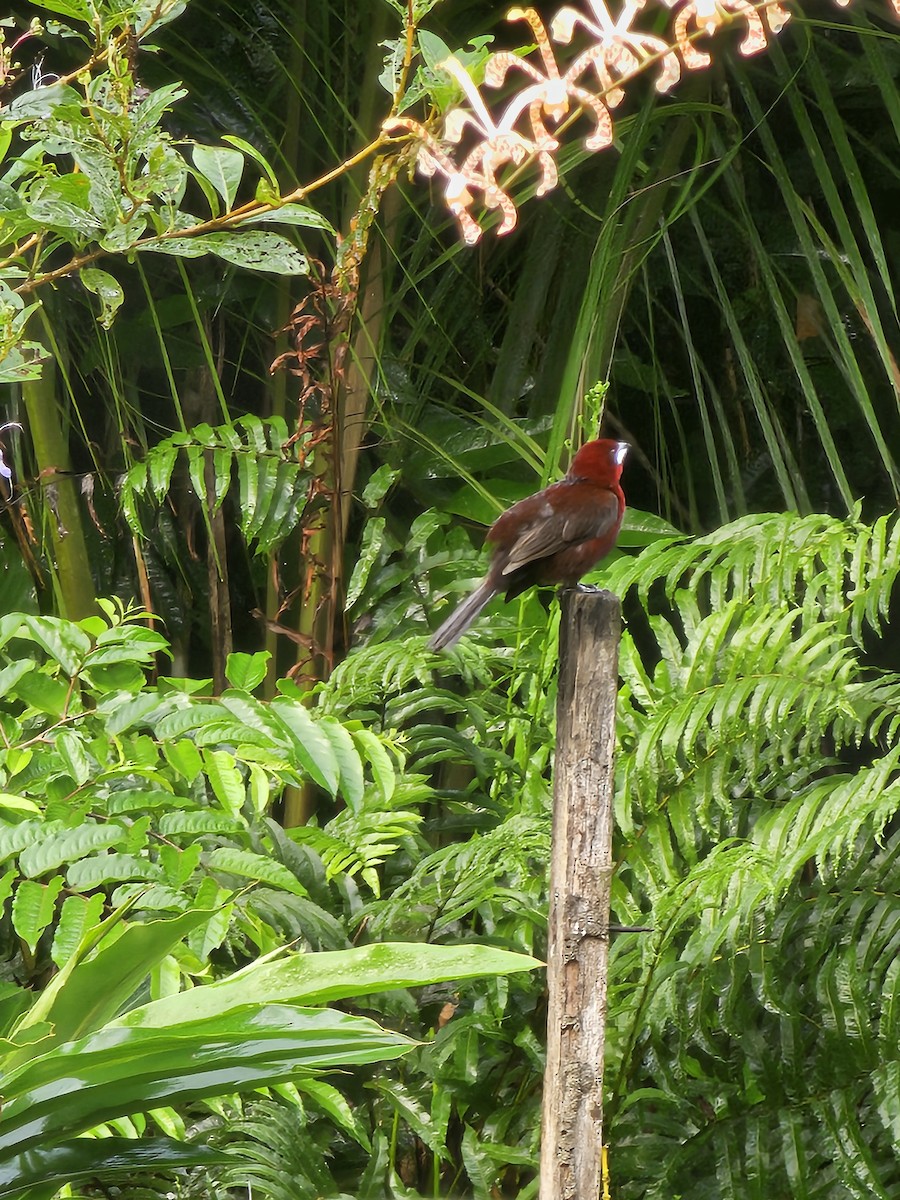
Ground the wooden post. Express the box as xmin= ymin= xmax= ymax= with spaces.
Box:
xmin=540 ymin=588 xmax=621 ymax=1200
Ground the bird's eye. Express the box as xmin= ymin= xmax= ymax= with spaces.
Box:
xmin=613 ymin=442 xmax=629 ymax=466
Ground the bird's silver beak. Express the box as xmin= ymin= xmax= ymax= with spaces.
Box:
xmin=614 ymin=441 xmax=629 ymax=466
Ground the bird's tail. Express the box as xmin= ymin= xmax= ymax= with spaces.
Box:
xmin=428 ymin=579 xmax=497 ymax=652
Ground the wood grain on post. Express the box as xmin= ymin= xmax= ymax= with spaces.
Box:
xmin=540 ymin=588 xmax=621 ymax=1200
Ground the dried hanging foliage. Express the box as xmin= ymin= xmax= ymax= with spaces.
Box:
xmin=385 ymin=0 xmax=898 ymax=244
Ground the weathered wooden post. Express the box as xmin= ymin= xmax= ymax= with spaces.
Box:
xmin=540 ymin=587 xmax=621 ymax=1200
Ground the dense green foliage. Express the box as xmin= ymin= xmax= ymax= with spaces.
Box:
xmin=2 ymin=0 xmax=900 ymax=1196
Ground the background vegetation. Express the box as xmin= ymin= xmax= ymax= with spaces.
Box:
xmin=1 ymin=0 xmax=900 ymax=1195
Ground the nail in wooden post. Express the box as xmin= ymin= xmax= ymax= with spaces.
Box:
xmin=540 ymin=587 xmax=621 ymax=1200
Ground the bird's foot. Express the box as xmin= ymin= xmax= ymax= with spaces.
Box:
xmin=575 ymin=582 xmax=601 ymax=593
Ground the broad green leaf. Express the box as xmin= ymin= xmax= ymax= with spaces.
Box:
xmin=11 ymin=878 xmax=64 ymax=953
xmin=271 ymin=700 xmax=340 ymax=794
xmin=50 ymin=894 xmax=105 ymax=970
xmin=320 ymin=718 xmax=365 ymax=810
xmin=225 ymin=650 xmax=270 ymax=691
xmin=25 ymin=0 xmax=93 ymax=17
xmin=203 ymin=748 xmax=245 ymax=816
xmin=147 ymin=442 xmax=179 ymax=501
xmin=0 ymin=821 xmax=58 ymax=867
xmin=19 ymin=616 xmax=90 ymax=676
xmin=116 ymin=942 xmax=542 ymax=1028
xmin=13 ymin=673 xmax=69 ymax=717
xmin=66 ymin=853 xmax=163 ymax=890
xmin=19 ymin=825 xmax=127 ymax=879
xmin=9 ymin=908 xmax=216 ymax=1058
xmin=295 ymin=1077 xmax=371 ymax=1149
xmin=0 ymin=795 xmax=38 ymax=816
xmin=371 ymin=1078 xmax=447 ymax=1155
xmin=158 ymin=811 xmax=244 ymax=837
xmin=162 ymin=738 xmax=203 ymax=782
xmin=346 ymin=517 xmax=387 ymax=608
xmin=4 ymin=747 xmax=32 ymax=778
xmin=618 ymin=509 xmax=682 ymax=547
xmin=53 ymin=730 xmax=93 ymax=786
xmin=5 ymin=83 xmax=80 ymax=120
xmin=0 ymin=1136 xmax=234 ymax=1200
xmin=0 ymin=1006 xmax=414 ymax=1156
xmin=362 ymin=464 xmax=400 ymax=508
xmin=192 ymin=145 xmax=245 ymax=210
xmin=205 ymin=847 xmax=307 ymax=896
xmin=0 ymin=661 xmax=36 ymax=701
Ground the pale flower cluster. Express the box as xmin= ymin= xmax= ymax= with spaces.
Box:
xmin=384 ymin=0 xmax=898 ymax=244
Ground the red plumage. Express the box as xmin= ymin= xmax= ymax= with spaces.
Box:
xmin=429 ymin=438 xmax=628 ymax=651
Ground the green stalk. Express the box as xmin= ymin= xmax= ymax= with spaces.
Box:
xmin=21 ymin=316 xmax=96 ymax=619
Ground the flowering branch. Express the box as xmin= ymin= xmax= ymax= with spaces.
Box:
xmin=386 ymin=0 xmax=898 ymax=244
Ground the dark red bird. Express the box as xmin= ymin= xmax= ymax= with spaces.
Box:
xmin=429 ymin=438 xmax=628 ymax=651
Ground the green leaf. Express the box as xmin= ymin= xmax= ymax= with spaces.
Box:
xmin=162 ymin=738 xmax=203 ymax=783
xmin=203 ymin=748 xmax=245 ymax=817
xmin=11 ymin=878 xmax=64 ymax=954
xmin=0 ymin=1137 xmax=234 ymax=1200
xmin=10 ymin=908 xmax=216 ymax=1058
xmin=158 ymin=811 xmax=244 ymax=838
xmin=66 ymin=854 xmax=163 ymax=890
xmin=117 ymin=942 xmax=542 ymax=1028
xmin=80 ymin=268 xmax=124 ymax=330
xmin=144 ymin=231 xmax=309 ymax=275
xmin=221 ymin=134 xmax=279 ymax=187
xmin=245 ymin=203 xmax=336 ymax=233
xmin=192 ymin=145 xmax=245 ymax=210
xmin=353 ymin=729 xmax=396 ymax=803
xmin=225 ymin=650 xmax=270 ymax=691
xmin=0 ymin=1007 xmax=414 ymax=1160
xmin=19 ymin=616 xmax=90 ymax=675
xmin=296 ymin=1077 xmax=372 ymax=1149
xmin=50 ymin=894 xmax=105 ymax=970
xmin=0 ymin=793 xmax=38 ymax=817
xmin=205 ymin=847 xmax=307 ymax=896
xmin=346 ymin=517 xmax=387 ymax=608
xmin=19 ymin=825 xmax=128 ymax=879
xmin=271 ymin=700 xmax=340 ymax=794
xmin=13 ymin=673 xmax=69 ymax=717
xmin=320 ymin=718 xmax=365 ymax=810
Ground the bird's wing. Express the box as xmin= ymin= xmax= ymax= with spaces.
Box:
xmin=489 ymin=482 xmax=620 ymax=577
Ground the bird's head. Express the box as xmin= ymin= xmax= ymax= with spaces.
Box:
xmin=568 ymin=438 xmax=629 ymax=486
